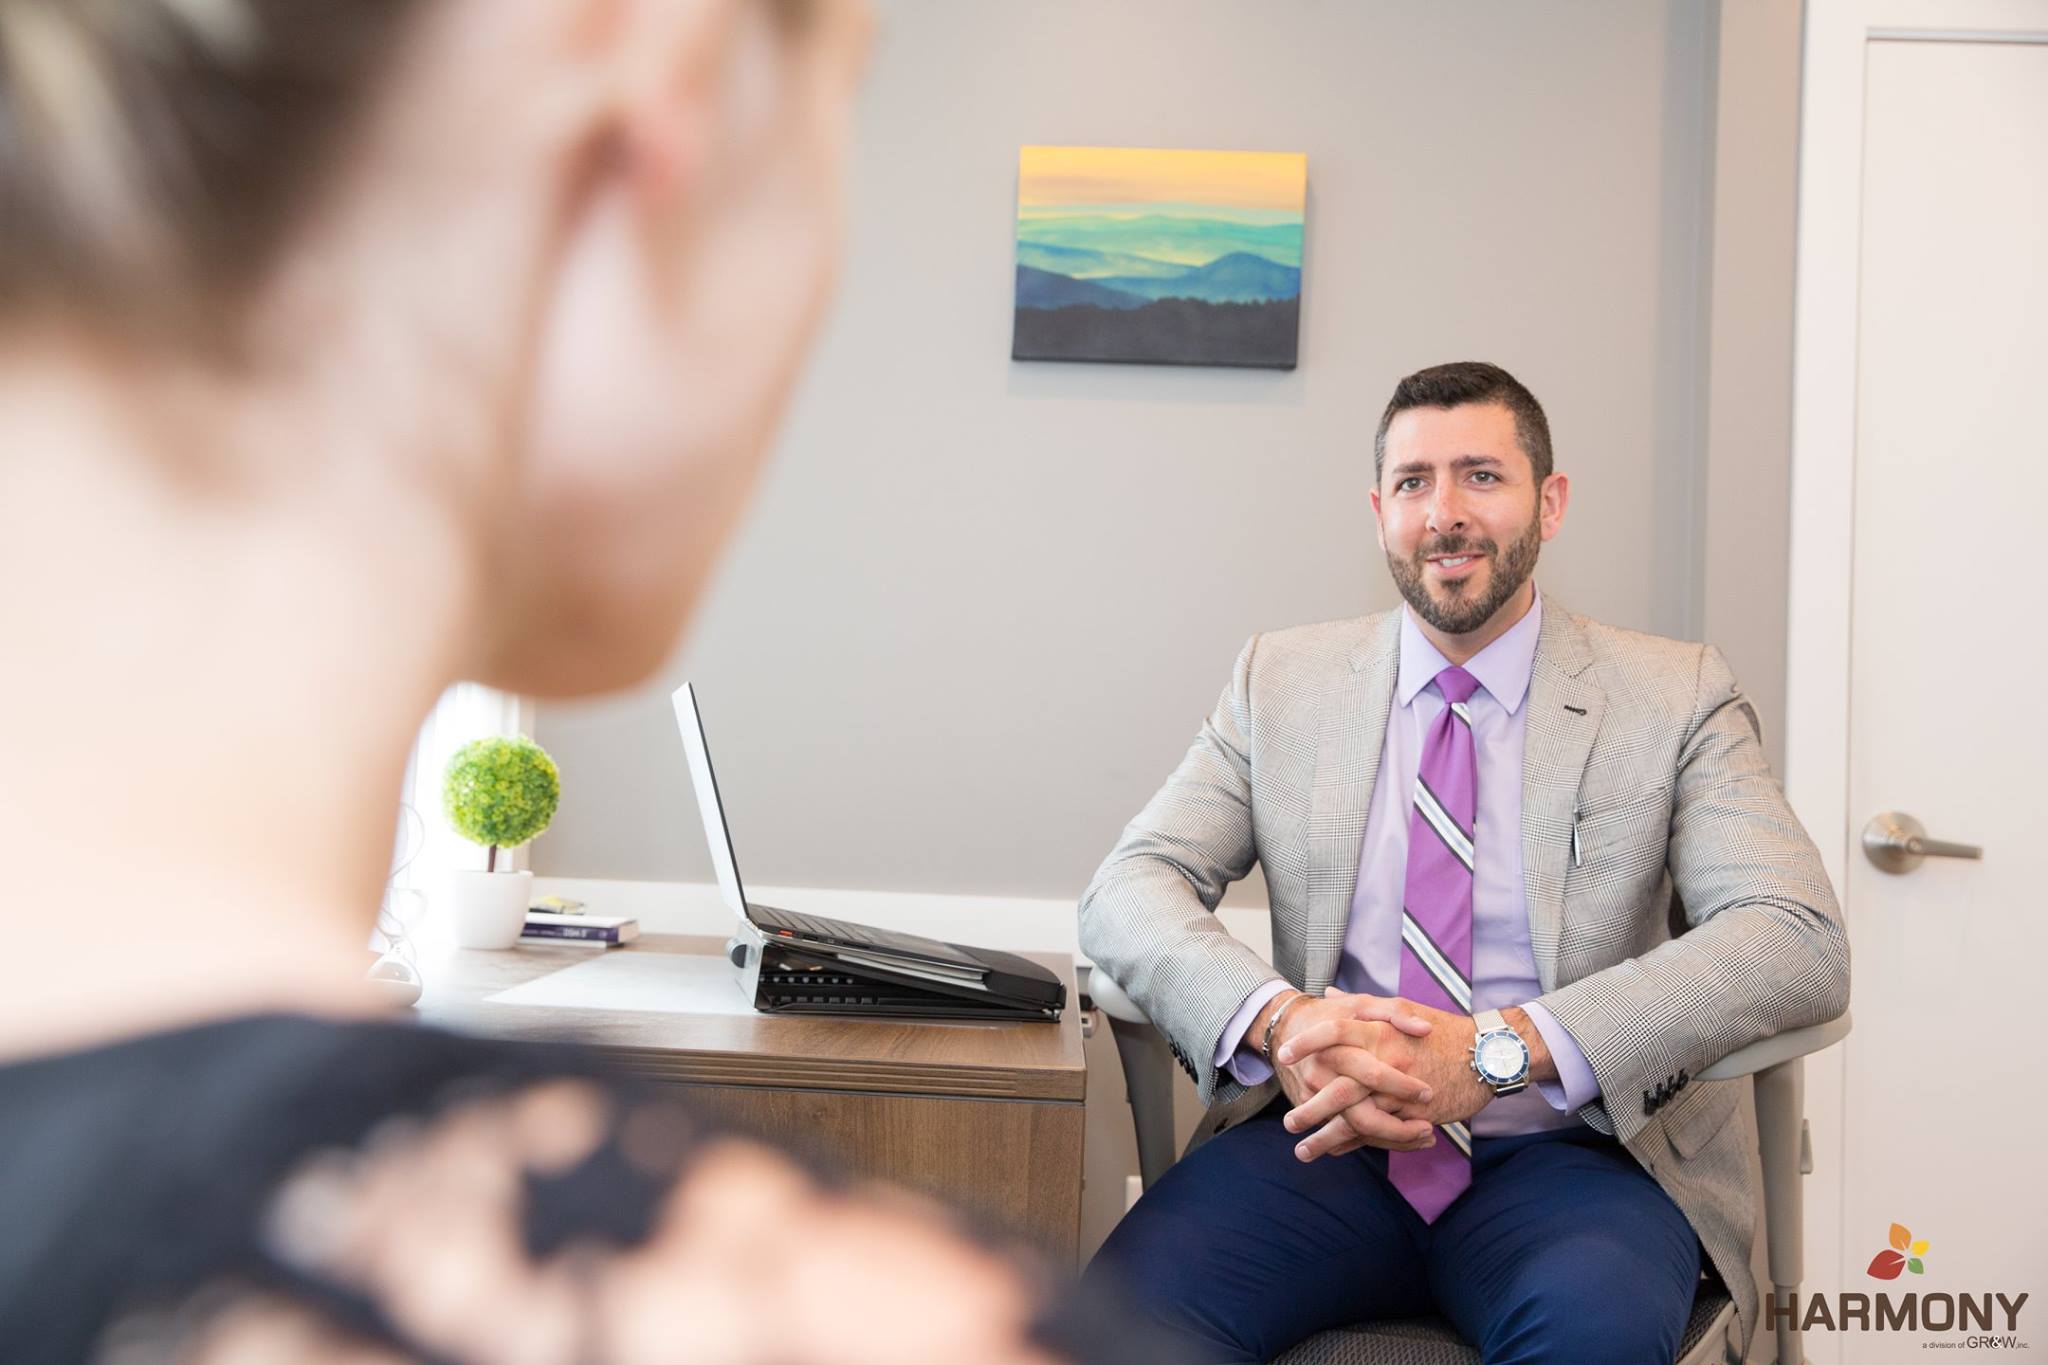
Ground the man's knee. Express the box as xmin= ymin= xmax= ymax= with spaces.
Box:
xmin=1479 ymin=1252 xmax=1697 ymax=1365
xmin=1085 ymin=1205 xmax=1259 ymax=1363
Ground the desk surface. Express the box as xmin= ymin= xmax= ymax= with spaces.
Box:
xmin=417 ymin=933 xmax=1086 ymax=1103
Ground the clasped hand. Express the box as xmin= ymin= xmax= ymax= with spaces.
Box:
xmin=1267 ymin=990 xmax=1493 ymax=1162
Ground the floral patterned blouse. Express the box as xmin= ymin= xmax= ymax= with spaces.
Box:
xmin=0 ymin=1015 xmax=1156 ymax=1364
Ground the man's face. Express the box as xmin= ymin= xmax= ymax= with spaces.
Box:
xmin=1371 ymin=402 xmax=1566 ymax=636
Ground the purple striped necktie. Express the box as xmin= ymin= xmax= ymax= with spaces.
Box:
xmin=1388 ymin=665 xmax=1480 ymax=1223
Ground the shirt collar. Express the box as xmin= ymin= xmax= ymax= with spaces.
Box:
xmin=1396 ymin=586 xmax=1543 ymax=714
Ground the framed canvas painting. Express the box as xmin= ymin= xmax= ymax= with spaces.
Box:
xmin=1011 ymin=145 xmax=1306 ymax=370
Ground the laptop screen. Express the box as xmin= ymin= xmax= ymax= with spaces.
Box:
xmin=671 ymin=682 xmax=750 ymax=921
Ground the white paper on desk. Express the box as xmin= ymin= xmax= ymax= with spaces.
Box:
xmin=484 ymin=952 xmax=759 ymax=1017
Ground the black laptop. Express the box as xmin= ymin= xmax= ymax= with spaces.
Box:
xmin=672 ymin=683 xmax=1065 ymax=1021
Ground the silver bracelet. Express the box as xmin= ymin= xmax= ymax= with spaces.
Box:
xmin=1259 ymin=989 xmax=1307 ymax=1062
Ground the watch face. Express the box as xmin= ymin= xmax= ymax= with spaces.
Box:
xmin=1478 ymin=1031 xmax=1528 ymax=1082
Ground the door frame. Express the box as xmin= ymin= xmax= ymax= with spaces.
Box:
xmin=1784 ymin=1 xmax=2048 ymax=1353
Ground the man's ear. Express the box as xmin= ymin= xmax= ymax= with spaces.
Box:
xmin=1369 ymin=486 xmax=1386 ymax=552
xmin=1538 ymin=472 xmax=1569 ymax=541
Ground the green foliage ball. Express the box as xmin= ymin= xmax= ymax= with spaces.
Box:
xmin=443 ymin=736 xmax=560 ymax=852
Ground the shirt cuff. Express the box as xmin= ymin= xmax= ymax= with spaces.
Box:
xmin=1521 ymin=999 xmax=1602 ymax=1112
xmin=1214 ymin=979 xmax=1293 ymax=1087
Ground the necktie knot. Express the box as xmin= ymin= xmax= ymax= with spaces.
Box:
xmin=1434 ymin=666 xmax=1480 ymax=706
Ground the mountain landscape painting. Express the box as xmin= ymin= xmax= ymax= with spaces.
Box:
xmin=1012 ymin=145 xmax=1307 ymax=369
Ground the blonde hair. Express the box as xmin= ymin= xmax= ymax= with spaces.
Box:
xmin=0 ymin=0 xmax=416 ymax=341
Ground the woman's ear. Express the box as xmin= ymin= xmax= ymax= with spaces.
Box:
xmin=620 ymin=96 xmax=708 ymax=218
xmin=474 ymin=0 xmax=865 ymax=698
xmin=613 ymin=1 xmax=738 ymax=211
xmin=567 ymin=0 xmax=751 ymax=308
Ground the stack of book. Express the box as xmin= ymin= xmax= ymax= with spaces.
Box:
xmin=521 ymin=907 xmax=640 ymax=947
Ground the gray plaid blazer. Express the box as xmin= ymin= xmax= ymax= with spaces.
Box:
xmin=1077 ymin=599 xmax=1850 ymax=1357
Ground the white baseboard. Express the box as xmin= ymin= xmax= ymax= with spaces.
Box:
xmin=530 ymin=876 xmax=1275 ymax=969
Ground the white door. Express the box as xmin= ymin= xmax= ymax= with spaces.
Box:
xmin=1789 ymin=6 xmax=2048 ymax=1363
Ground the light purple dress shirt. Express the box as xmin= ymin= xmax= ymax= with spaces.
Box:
xmin=1214 ymin=588 xmax=1603 ymax=1135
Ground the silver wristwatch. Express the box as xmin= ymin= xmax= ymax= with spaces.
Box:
xmin=1469 ymin=1008 xmax=1531 ymax=1096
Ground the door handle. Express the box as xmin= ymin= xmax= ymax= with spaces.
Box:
xmin=1861 ymin=811 xmax=1983 ymax=874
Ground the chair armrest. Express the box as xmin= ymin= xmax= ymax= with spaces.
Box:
xmin=1088 ymin=964 xmax=1151 ymax=1025
xmin=1083 ymin=966 xmax=1181 ymax=1188
xmin=1701 ymin=1011 xmax=1850 ymax=1352
xmin=1695 ymin=1012 xmax=1851 ymax=1081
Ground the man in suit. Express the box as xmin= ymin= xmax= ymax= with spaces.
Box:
xmin=1079 ymin=361 xmax=1849 ymax=1364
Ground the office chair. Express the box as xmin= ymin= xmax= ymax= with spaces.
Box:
xmin=1088 ymin=969 xmax=1849 ymax=1365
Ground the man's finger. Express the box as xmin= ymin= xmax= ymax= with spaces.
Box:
xmin=1343 ymin=1102 xmax=1436 ymax=1152
xmin=1278 ymin=1038 xmax=1433 ymax=1106
xmin=1277 ymin=1010 xmax=1425 ymax=1064
xmin=1294 ymin=1105 xmax=1434 ymax=1161
xmin=1275 ymin=1028 xmax=1436 ymax=1108
xmin=1324 ymin=1133 xmax=1370 ymax=1158
xmin=1293 ymin=1113 xmax=1366 ymax=1162
xmin=1274 ymin=1018 xmax=1368 ymax=1063
xmin=1281 ymin=1075 xmax=1365 ymax=1134
xmin=1290 ymin=1043 xmax=1434 ymax=1111
xmin=1338 ymin=995 xmax=1434 ymax=1037
xmin=1295 ymin=1054 xmax=1336 ymax=1091
xmin=1369 ymin=1092 xmax=1430 ymax=1120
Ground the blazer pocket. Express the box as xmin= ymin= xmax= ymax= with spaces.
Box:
xmin=1574 ymin=793 xmax=1669 ymax=851
xmin=1663 ymin=1078 xmax=1740 ymax=1160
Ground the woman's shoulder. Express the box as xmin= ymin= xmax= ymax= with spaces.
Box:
xmin=0 ymin=1013 xmax=1115 ymax=1365
xmin=0 ymin=1013 xmax=625 ymax=1363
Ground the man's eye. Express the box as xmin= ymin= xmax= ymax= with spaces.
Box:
xmin=1472 ymin=471 xmax=1498 ymax=483
xmin=1398 ymin=478 xmax=1423 ymax=492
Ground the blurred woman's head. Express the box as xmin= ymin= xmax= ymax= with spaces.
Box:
xmin=0 ymin=0 xmax=870 ymax=695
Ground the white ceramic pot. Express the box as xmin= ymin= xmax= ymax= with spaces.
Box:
xmin=444 ymin=868 xmax=534 ymax=949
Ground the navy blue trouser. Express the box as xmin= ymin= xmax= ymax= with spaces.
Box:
xmin=1086 ymin=1102 xmax=1704 ymax=1364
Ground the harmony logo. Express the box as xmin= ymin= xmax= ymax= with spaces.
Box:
xmin=1762 ymin=1223 xmax=2029 ymax=1342
xmin=1869 ymin=1221 xmax=1930 ymax=1280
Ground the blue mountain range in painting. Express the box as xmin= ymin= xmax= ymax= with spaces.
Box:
xmin=1016 ymin=252 xmax=1299 ymax=310
xmin=1014 ymin=266 xmax=1152 ymax=310
xmin=1012 ymin=203 xmax=1305 ymax=369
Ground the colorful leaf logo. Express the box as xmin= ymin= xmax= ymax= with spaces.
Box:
xmin=1868 ymin=1223 xmax=1930 ymax=1280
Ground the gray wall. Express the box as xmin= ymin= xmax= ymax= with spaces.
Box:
xmin=535 ymin=0 xmax=1796 ymax=900
xmin=1701 ymin=0 xmax=1802 ymax=779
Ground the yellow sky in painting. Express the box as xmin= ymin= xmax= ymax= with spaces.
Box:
xmin=1018 ymin=146 xmax=1305 ymax=214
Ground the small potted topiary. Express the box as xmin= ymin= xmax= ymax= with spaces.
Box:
xmin=441 ymin=735 xmax=560 ymax=948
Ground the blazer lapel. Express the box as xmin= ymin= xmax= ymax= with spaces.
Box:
xmin=1302 ymin=612 xmax=1400 ymax=993
xmin=1519 ymin=601 xmax=1606 ymax=992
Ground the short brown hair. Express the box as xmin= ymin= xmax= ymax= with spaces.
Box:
xmin=0 ymin=0 xmax=417 ymax=346
xmin=1372 ymin=361 xmax=1554 ymax=484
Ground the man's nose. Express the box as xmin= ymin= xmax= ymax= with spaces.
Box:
xmin=1426 ymin=487 xmax=1468 ymax=535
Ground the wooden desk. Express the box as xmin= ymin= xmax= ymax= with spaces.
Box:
xmin=416 ymin=933 xmax=1086 ymax=1260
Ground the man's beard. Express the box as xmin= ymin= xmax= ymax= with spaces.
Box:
xmin=1386 ymin=510 xmax=1542 ymax=636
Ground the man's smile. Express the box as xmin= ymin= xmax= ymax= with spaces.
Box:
xmin=1427 ymin=552 xmax=1484 ymax=579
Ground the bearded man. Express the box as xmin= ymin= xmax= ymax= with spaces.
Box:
xmin=1078 ymin=361 xmax=1849 ymax=1365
